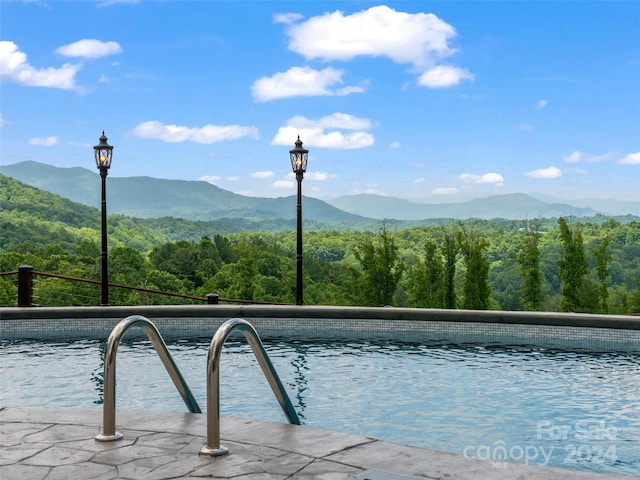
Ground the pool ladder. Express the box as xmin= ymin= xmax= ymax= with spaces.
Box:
xmin=95 ymin=315 xmax=300 ymax=456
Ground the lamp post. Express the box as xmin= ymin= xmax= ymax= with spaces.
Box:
xmin=289 ymin=136 xmax=308 ymax=305
xmin=94 ymin=131 xmax=113 ymax=306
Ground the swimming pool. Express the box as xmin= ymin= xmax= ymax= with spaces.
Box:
xmin=1 ymin=335 xmax=638 ymax=476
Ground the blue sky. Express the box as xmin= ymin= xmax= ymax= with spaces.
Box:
xmin=1 ymin=1 xmax=639 ymax=203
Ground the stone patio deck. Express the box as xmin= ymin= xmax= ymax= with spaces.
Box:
xmin=1 ymin=407 xmax=634 ymax=480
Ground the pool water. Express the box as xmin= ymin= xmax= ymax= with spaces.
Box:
xmin=1 ymin=337 xmax=638 ymax=476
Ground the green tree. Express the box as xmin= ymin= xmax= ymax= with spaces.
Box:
xmin=230 ymin=252 xmax=258 ymax=301
xmin=144 ymin=269 xmax=187 ymax=305
xmin=629 ymin=277 xmax=640 ymax=314
xmin=518 ymin=228 xmax=544 ymax=310
xmin=407 ymin=240 xmax=444 ymax=308
xmin=442 ymin=229 xmax=458 ymax=309
xmin=75 ymin=239 xmax=100 ymax=263
xmin=195 ymin=236 xmax=223 ymax=283
xmin=109 ymin=246 xmax=150 ymax=305
xmin=407 ymin=256 xmax=428 ymax=308
xmin=149 ymin=240 xmax=199 ymax=286
xmin=593 ymin=237 xmax=611 ymax=313
xmin=351 ymin=226 xmax=404 ymax=306
xmin=458 ymin=228 xmax=491 ymax=310
xmin=557 ymin=217 xmax=589 ymax=312
xmin=214 ymin=234 xmax=238 ymax=263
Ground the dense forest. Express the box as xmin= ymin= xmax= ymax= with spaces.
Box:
xmin=1 ymin=174 xmax=639 ymax=313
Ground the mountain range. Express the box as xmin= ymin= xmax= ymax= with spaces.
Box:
xmin=327 ymin=193 xmax=639 ymax=220
xmin=1 ymin=161 xmax=364 ymax=224
xmin=2 ymin=161 xmax=638 ymax=222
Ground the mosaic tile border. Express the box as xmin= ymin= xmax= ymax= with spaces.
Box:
xmin=1 ymin=306 xmax=638 ymax=352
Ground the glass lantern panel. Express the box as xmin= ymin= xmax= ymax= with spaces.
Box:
xmin=96 ymin=149 xmax=112 ymax=168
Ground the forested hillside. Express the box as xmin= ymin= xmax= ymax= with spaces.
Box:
xmin=1 ymin=162 xmax=367 ymax=224
xmin=1 ymin=174 xmax=639 ymax=313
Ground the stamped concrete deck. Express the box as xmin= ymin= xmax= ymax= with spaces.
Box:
xmin=1 ymin=407 xmax=634 ymax=480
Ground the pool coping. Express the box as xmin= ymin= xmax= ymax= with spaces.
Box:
xmin=1 ymin=407 xmax=634 ymax=480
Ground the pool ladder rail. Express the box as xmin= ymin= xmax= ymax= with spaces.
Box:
xmin=95 ymin=315 xmax=301 ymax=457
xmin=95 ymin=315 xmax=201 ymax=443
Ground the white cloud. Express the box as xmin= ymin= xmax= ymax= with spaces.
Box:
xmin=0 ymin=41 xmax=80 ymax=90
xmin=433 ymin=187 xmax=459 ymax=195
xmin=273 ymin=126 xmax=374 ymax=149
xmin=516 ymin=124 xmax=535 ymax=132
xmin=562 ymin=151 xmax=582 ymax=163
xmin=590 ymin=152 xmax=616 ymax=163
xmin=460 ymin=172 xmax=504 ymax=185
xmin=287 ymin=113 xmax=372 ymax=130
xmin=282 ymin=5 xmax=471 ymax=88
xmin=131 ymin=120 xmax=259 ymax=144
xmin=199 ymin=175 xmax=220 ymax=184
xmin=251 ymin=171 xmax=274 ymax=179
xmin=351 ymin=187 xmax=387 ymax=196
xmin=29 ymin=136 xmax=58 ymax=146
xmin=0 ymin=113 xmax=5 ymax=128
xmin=525 ymin=166 xmax=562 ymax=179
xmin=305 ymin=171 xmax=334 ymax=181
xmin=272 ymin=113 xmax=375 ymax=149
xmin=200 ymin=174 xmax=240 ymax=183
xmin=390 ymin=141 xmax=401 ymax=149
xmin=275 ymin=171 xmax=334 ymax=184
xmin=619 ymin=152 xmax=640 ymax=165
xmin=285 ymin=5 xmax=456 ymax=68
xmin=335 ymin=83 xmax=368 ymax=96
xmin=562 ymin=150 xmax=615 ymax=163
xmin=273 ymin=179 xmax=296 ymax=189
xmin=273 ymin=12 xmax=304 ymax=25
xmin=537 ymin=99 xmax=548 ymax=109
xmin=56 ymin=39 xmax=122 ymax=58
xmin=417 ymin=65 xmax=474 ymax=88
xmin=413 ymin=178 xmax=425 ymax=184
xmin=251 ymin=66 xmax=364 ymax=102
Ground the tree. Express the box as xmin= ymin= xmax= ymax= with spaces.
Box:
xmin=629 ymin=277 xmax=640 ymax=314
xmin=230 ymin=250 xmax=258 ymax=301
xmin=149 ymin=240 xmax=200 ymax=286
xmin=557 ymin=217 xmax=589 ymax=312
xmin=214 ymin=234 xmax=238 ymax=263
xmin=195 ymin=236 xmax=223 ymax=283
xmin=109 ymin=246 xmax=150 ymax=305
xmin=458 ymin=228 xmax=491 ymax=310
xmin=518 ymin=228 xmax=544 ymax=310
xmin=442 ymin=229 xmax=458 ymax=309
xmin=407 ymin=240 xmax=444 ymax=308
xmin=144 ymin=269 xmax=187 ymax=304
xmin=593 ymin=237 xmax=611 ymax=313
xmin=351 ymin=226 xmax=404 ymax=306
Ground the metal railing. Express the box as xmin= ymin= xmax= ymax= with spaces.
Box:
xmin=95 ymin=315 xmax=201 ymax=442
xmin=200 ymin=318 xmax=300 ymax=456
xmin=1 ymin=265 xmax=289 ymax=306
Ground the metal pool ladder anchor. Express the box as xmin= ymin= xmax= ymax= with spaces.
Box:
xmin=95 ymin=315 xmax=201 ymax=442
xmin=200 ymin=318 xmax=301 ymax=456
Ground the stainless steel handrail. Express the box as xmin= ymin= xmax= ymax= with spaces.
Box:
xmin=200 ymin=318 xmax=301 ymax=456
xmin=95 ymin=315 xmax=201 ymax=442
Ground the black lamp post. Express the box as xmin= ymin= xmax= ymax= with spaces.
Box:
xmin=289 ymin=136 xmax=308 ymax=305
xmin=94 ymin=131 xmax=113 ymax=306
